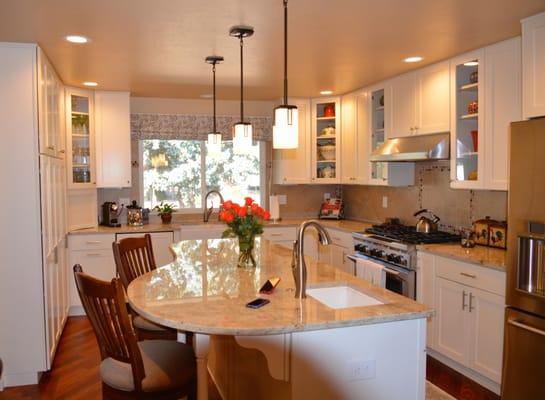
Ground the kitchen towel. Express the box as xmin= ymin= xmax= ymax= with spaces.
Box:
xmin=269 ymin=195 xmax=280 ymax=221
xmin=355 ymin=257 xmax=386 ymax=288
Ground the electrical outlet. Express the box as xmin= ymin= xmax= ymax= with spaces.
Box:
xmin=278 ymin=194 xmax=287 ymax=205
xmin=382 ymin=196 xmax=388 ymax=209
xmin=324 ymin=192 xmax=331 ymax=200
xmin=347 ymin=359 xmax=376 ymax=381
xmin=119 ymin=197 xmax=130 ymax=208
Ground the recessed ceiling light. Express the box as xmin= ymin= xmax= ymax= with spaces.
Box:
xmin=404 ymin=56 xmax=423 ymax=63
xmin=464 ymin=61 xmax=479 ymax=66
xmin=83 ymin=81 xmax=98 ymax=87
xmin=200 ymin=93 xmax=213 ymax=99
xmin=320 ymin=90 xmax=333 ymax=95
xmin=65 ymin=35 xmax=89 ymax=44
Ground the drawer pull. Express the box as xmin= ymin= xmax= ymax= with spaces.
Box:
xmin=86 ymin=253 xmax=102 ymax=257
xmin=460 ymin=272 xmax=477 ymax=279
xmin=47 ymin=145 xmax=55 ymax=150
xmin=269 ymin=233 xmax=284 ymax=237
xmin=86 ymin=241 xmax=102 ymax=244
xmin=333 ymin=237 xmax=341 ymax=241
xmin=508 ymin=319 xmax=545 ymax=337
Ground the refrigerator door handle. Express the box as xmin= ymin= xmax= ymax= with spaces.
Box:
xmin=508 ymin=319 xmax=545 ymax=337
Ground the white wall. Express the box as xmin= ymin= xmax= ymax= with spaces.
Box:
xmin=130 ymin=96 xmax=276 ymax=117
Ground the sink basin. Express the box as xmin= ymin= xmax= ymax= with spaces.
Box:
xmin=307 ymin=286 xmax=383 ymax=309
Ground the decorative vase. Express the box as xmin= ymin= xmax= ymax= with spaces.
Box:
xmin=470 ymin=130 xmax=478 ymax=152
xmin=160 ymin=213 xmax=172 ymax=224
xmin=237 ymin=235 xmax=256 ymax=268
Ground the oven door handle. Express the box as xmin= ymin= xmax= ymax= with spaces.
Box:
xmin=347 ymin=255 xmax=401 ymax=276
xmin=508 ymin=319 xmax=545 ymax=337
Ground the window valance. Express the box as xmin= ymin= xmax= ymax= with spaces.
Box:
xmin=130 ymin=113 xmax=272 ymax=141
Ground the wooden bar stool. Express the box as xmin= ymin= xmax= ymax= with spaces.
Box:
xmin=73 ymin=264 xmax=196 ymax=400
xmin=113 ymin=234 xmax=178 ymax=341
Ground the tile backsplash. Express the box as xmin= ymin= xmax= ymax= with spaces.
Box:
xmin=342 ymin=161 xmax=507 ymax=230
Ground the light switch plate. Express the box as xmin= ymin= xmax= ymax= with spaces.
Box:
xmin=324 ymin=192 xmax=331 ymax=200
xmin=278 ymin=194 xmax=287 ymax=205
xmin=382 ymin=196 xmax=388 ymax=208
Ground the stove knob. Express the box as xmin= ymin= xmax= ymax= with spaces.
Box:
xmin=371 ymin=249 xmax=384 ymax=258
xmin=387 ymin=254 xmax=396 ymax=262
xmin=398 ymin=258 xmax=407 ymax=266
xmin=392 ymin=255 xmax=403 ymax=264
xmin=355 ymin=244 xmax=364 ymax=252
xmin=362 ymin=245 xmax=369 ymax=254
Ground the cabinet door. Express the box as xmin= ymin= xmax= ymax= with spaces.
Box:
xmin=469 ymin=287 xmax=505 ymax=383
xmin=416 ymin=61 xmax=450 ymax=135
xmin=340 ymin=93 xmax=357 ymax=183
xmin=116 ymin=231 xmax=175 ymax=267
xmin=484 ymin=38 xmax=521 ymax=191
xmin=95 ymin=91 xmax=132 ymax=188
xmin=69 ymin=249 xmax=116 ymax=308
xmin=389 ymin=73 xmax=416 ymax=138
xmin=522 ymin=11 xmax=545 ymax=119
xmin=311 ymin=97 xmax=340 ymax=183
xmin=318 ymin=243 xmax=331 ymax=265
xmin=434 ymin=277 xmax=470 ymax=365
xmin=273 ymin=98 xmax=312 ymax=184
xmin=417 ymin=252 xmax=436 ymax=349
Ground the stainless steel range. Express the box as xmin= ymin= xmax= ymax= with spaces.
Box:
xmin=350 ymin=223 xmax=460 ymax=299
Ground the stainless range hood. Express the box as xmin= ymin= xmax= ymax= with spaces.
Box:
xmin=370 ymin=132 xmax=450 ymax=162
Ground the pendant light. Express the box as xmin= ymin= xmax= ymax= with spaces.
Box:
xmin=230 ymin=26 xmax=254 ymax=154
xmin=205 ymin=55 xmax=224 ymax=157
xmin=273 ymin=0 xmax=298 ymax=149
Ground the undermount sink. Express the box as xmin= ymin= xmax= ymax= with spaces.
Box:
xmin=307 ymin=286 xmax=383 ymax=309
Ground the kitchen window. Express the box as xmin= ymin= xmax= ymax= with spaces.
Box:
xmin=140 ymin=139 xmax=264 ymax=212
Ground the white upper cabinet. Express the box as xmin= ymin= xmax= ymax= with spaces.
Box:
xmin=483 ymin=37 xmax=521 ymax=191
xmin=94 ymin=91 xmax=132 ymax=188
xmin=311 ymin=97 xmax=341 ymax=183
xmin=341 ymin=91 xmax=368 ymax=184
xmin=389 ymin=72 xmax=417 ymax=138
xmin=273 ymin=98 xmax=312 ymax=184
xmin=37 ymin=48 xmax=65 ymax=159
xmin=388 ymin=61 xmax=450 ymax=138
xmin=450 ymin=38 xmax=521 ymax=191
xmin=522 ymin=11 xmax=545 ymax=119
xmin=416 ymin=61 xmax=450 ymax=135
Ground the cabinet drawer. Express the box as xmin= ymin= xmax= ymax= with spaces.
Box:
xmin=262 ymin=227 xmax=296 ymax=242
xmin=435 ymin=256 xmax=506 ymax=296
xmin=69 ymin=233 xmax=116 ymax=251
xmin=327 ymin=228 xmax=354 ymax=249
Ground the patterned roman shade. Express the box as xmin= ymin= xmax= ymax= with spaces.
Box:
xmin=130 ymin=113 xmax=272 ymax=141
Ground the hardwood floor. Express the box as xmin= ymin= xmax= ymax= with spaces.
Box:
xmin=0 ymin=317 xmax=497 ymax=400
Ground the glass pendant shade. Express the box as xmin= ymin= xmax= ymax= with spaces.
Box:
xmin=207 ymin=132 xmax=222 ymax=156
xmin=273 ymin=105 xmax=298 ymax=149
xmin=232 ymin=122 xmax=253 ymax=154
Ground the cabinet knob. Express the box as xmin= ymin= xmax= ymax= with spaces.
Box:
xmin=59 ymin=150 xmax=65 ymax=154
xmin=47 ymin=145 xmax=55 ymax=150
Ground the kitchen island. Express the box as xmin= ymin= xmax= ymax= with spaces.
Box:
xmin=127 ymin=237 xmax=433 ymax=400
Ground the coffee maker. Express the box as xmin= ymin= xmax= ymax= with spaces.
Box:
xmin=101 ymin=202 xmax=123 ymax=227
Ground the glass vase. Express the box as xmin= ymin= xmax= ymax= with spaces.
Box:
xmin=237 ymin=235 xmax=256 ymax=269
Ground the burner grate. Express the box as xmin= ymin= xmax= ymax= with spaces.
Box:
xmin=365 ymin=224 xmax=460 ymax=245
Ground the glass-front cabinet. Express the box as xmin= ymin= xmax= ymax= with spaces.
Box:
xmin=66 ymin=88 xmax=95 ymax=188
xmin=311 ymin=97 xmax=340 ymax=183
xmin=450 ymin=50 xmax=484 ymax=189
xmin=369 ymin=87 xmax=388 ymax=185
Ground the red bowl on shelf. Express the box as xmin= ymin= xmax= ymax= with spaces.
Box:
xmin=323 ymin=104 xmax=335 ymax=117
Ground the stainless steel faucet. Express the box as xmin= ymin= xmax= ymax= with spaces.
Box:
xmin=292 ymin=220 xmax=331 ymax=299
xmin=203 ymin=190 xmax=225 ymax=222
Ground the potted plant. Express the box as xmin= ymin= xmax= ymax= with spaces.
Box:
xmin=154 ymin=202 xmax=176 ymax=224
xmin=219 ymin=197 xmax=270 ymax=268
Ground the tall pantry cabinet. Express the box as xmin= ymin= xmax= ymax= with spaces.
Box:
xmin=0 ymin=43 xmax=68 ymax=387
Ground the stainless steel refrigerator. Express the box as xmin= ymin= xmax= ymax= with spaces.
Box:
xmin=502 ymin=117 xmax=545 ymax=399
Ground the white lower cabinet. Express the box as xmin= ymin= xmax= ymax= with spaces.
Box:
xmin=68 ymin=231 xmax=175 ymax=314
xmin=318 ymin=229 xmax=354 ymax=274
xmin=420 ymin=252 xmax=505 ymax=388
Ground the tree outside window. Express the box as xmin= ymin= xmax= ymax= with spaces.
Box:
xmin=142 ymin=139 xmax=261 ymax=211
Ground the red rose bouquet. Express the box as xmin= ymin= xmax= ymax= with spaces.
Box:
xmin=219 ymin=197 xmax=270 ymax=268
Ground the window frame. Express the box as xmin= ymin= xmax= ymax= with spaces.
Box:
xmin=138 ymin=140 xmax=267 ymax=214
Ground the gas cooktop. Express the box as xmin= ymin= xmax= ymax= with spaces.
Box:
xmin=364 ymin=224 xmax=460 ymax=245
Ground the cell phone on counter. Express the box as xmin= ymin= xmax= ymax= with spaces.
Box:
xmin=246 ymin=298 xmax=270 ymax=309
xmin=259 ymin=277 xmax=281 ymax=294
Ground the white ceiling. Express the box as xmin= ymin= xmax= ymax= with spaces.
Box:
xmin=1 ymin=0 xmax=544 ymax=100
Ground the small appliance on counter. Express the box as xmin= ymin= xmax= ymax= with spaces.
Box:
xmin=101 ymin=202 xmax=123 ymax=227
xmin=127 ymin=200 xmax=143 ymax=226
xmin=318 ymin=197 xmax=344 ymax=220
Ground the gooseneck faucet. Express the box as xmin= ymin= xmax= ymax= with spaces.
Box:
xmin=292 ymin=220 xmax=331 ymax=299
xmin=203 ymin=190 xmax=225 ymax=222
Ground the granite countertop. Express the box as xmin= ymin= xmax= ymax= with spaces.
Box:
xmin=69 ymin=218 xmax=373 ymax=236
xmin=127 ymin=238 xmax=432 ymax=336
xmin=417 ymin=243 xmax=507 ymax=271
xmin=68 ymin=223 xmax=181 ymax=235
